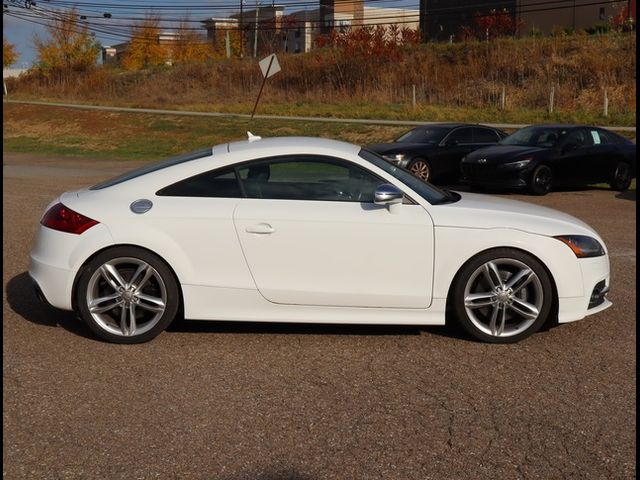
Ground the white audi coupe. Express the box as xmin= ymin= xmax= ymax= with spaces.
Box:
xmin=29 ymin=136 xmax=611 ymax=344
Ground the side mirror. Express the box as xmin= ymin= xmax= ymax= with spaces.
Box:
xmin=445 ymin=139 xmax=459 ymax=147
xmin=374 ymin=184 xmax=404 ymax=205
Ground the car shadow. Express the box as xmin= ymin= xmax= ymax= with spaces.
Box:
xmin=168 ymin=317 xmax=427 ymax=337
xmin=616 ymin=190 xmax=636 ymax=201
xmin=5 ymin=272 xmax=95 ymax=340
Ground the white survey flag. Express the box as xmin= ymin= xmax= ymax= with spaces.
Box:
xmin=259 ymin=54 xmax=281 ymax=79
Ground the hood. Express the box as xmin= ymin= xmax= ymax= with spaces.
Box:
xmin=464 ymin=145 xmax=550 ymax=164
xmin=430 ymin=192 xmax=602 ymax=240
xmin=366 ymin=142 xmax=438 ymax=155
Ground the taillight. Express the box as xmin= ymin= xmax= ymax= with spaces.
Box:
xmin=41 ymin=203 xmax=99 ymax=234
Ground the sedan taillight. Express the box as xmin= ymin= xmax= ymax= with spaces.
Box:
xmin=41 ymin=203 xmax=99 ymax=234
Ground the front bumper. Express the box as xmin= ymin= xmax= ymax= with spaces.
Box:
xmin=461 ymin=163 xmax=532 ymax=188
xmin=557 ymin=254 xmax=612 ymax=323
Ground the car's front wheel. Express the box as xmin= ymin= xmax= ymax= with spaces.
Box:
xmin=610 ymin=161 xmax=632 ymax=191
xmin=76 ymin=246 xmax=180 ymax=344
xmin=452 ymin=248 xmax=554 ymax=343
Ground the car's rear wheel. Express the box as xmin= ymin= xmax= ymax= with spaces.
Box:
xmin=76 ymin=246 xmax=179 ymax=344
xmin=529 ymin=165 xmax=553 ymax=195
xmin=610 ymin=161 xmax=632 ymax=191
xmin=408 ymin=158 xmax=431 ymax=182
xmin=452 ymin=248 xmax=553 ymax=343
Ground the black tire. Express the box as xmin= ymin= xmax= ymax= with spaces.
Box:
xmin=76 ymin=246 xmax=180 ymax=344
xmin=609 ymin=161 xmax=633 ymax=191
xmin=408 ymin=158 xmax=432 ymax=182
xmin=529 ymin=164 xmax=553 ymax=196
xmin=451 ymin=248 xmax=554 ymax=344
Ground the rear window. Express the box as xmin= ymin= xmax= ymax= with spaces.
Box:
xmin=90 ymin=148 xmax=213 ymax=190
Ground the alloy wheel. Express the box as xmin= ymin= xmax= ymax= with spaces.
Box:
xmin=463 ymin=258 xmax=544 ymax=338
xmin=410 ymin=160 xmax=431 ymax=181
xmin=86 ymin=257 xmax=167 ymax=337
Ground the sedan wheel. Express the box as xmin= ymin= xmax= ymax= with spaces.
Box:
xmin=452 ymin=249 xmax=553 ymax=343
xmin=610 ymin=161 xmax=632 ymax=191
xmin=76 ymin=247 xmax=179 ymax=343
xmin=409 ymin=159 xmax=431 ymax=182
xmin=529 ymin=165 xmax=553 ymax=196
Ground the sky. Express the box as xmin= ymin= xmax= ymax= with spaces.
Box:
xmin=3 ymin=0 xmax=419 ymax=66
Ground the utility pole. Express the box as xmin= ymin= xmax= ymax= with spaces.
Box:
xmin=253 ymin=0 xmax=260 ymax=58
xmin=240 ymin=0 xmax=244 ymax=58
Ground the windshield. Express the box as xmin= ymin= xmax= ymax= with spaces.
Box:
xmin=359 ymin=149 xmax=458 ymax=205
xmin=500 ymin=126 xmax=570 ymax=148
xmin=90 ymin=148 xmax=213 ymax=190
xmin=395 ymin=127 xmax=449 ymax=144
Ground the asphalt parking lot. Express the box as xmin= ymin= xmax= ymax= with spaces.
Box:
xmin=3 ymin=152 xmax=636 ymax=480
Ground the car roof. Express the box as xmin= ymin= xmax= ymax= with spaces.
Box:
xmin=225 ymin=136 xmax=362 ymax=156
xmin=410 ymin=123 xmax=484 ymax=129
xmin=524 ymin=124 xmax=586 ymax=129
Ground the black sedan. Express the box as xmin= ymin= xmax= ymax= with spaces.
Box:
xmin=366 ymin=123 xmax=507 ymax=183
xmin=461 ymin=125 xmax=636 ymax=195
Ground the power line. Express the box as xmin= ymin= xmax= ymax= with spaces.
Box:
xmin=4 ymin=0 xmax=629 ymax=45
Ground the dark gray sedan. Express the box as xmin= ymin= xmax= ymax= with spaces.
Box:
xmin=366 ymin=123 xmax=507 ymax=184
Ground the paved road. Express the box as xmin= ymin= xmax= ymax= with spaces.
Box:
xmin=5 ymin=99 xmax=637 ymax=133
xmin=3 ymin=153 xmax=636 ymax=480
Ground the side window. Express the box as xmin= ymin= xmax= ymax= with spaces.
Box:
xmin=564 ymin=129 xmax=593 ymax=148
xmin=594 ymin=129 xmax=619 ymax=144
xmin=237 ymin=156 xmax=383 ymax=202
xmin=446 ymin=128 xmax=473 ymax=145
xmin=473 ymin=128 xmax=500 ymax=143
xmin=156 ymin=168 xmax=242 ymax=197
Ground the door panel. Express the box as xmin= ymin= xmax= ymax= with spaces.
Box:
xmin=234 ymin=199 xmax=434 ymax=308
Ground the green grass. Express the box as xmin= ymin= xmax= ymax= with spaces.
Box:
xmin=13 ymin=96 xmax=637 ymax=129
xmin=2 ymin=103 xmax=407 ymax=161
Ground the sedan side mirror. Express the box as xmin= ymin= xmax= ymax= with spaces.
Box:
xmin=374 ymin=184 xmax=404 ymax=205
xmin=444 ymin=139 xmax=459 ymax=147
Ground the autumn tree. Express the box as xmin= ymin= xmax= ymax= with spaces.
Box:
xmin=3 ymin=37 xmax=17 ymax=68
xmin=171 ymin=19 xmax=214 ymax=64
xmin=460 ymin=9 xmax=522 ymax=41
xmin=210 ymin=28 xmax=243 ymax=59
xmin=122 ymin=16 xmax=169 ymax=70
xmin=34 ymin=8 xmax=100 ymax=76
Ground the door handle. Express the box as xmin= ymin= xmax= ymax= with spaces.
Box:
xmin=245 ymin=223 xmax=275 ymax=234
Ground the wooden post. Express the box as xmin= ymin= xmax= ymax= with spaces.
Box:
xmin=500 ymin=85 xmax=506 ymax=111
xmin=603 ymin=88 xmax=609 ymax=117
xmin=549 ymin=86 xmax=555 ymax=115
xmin=225 ymin=31 xmax=231 ymax=59
xmin=412 ymin=84 xmax=416 ymax=109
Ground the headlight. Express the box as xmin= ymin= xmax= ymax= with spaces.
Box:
xmin=503 ymin=158 xmax=532 ymax=169
xmin=555 ymin=235 xmax=605 ymax=258
xmin=382 ymin=154 xmax=405 ymax=164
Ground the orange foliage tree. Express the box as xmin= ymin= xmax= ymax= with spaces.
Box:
xmin=171 ymin=20 xmax=214 ymax=64
xmin=33 ymin=9 xmax=100 ymax=76
xmin=122 ymin=16 xmax=169 ymax=70
xmin=3 ymin=37 xmax=17 ymax=68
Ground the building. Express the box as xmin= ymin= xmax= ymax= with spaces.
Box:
xmin=420 ymin=0 xmax=636 ymax=41
xmin=202 ymin=0 xmax=418 ymax=55
xmin=101 ymin=42 xmax=130 ymax=64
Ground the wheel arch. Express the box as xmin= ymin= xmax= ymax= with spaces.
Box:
xmin=444 ymin=245 xmax=559 ymax=325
